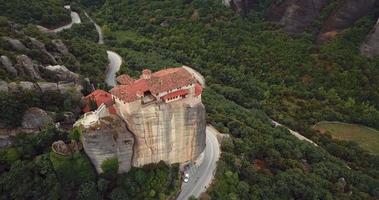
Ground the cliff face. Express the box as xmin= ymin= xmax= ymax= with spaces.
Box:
xmin=360 ymin=18 xmax=379 ymax=57
xmin=78 ymin=96 xmax=206 ymax=173
xmin=116 ymin=98 xmax=206 ymax=167
xmin=317 ymin=0 xmax=378 ymax=43
xmin=80 ymin=115 xmax=134 ymax=173
xmin=265 ymin=0 xmax=331 ymax=33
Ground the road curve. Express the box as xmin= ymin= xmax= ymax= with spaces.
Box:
xmin=53 ymin=7 xmax=81 ymax=33
xmin=84 ymin=11 xmax=104 ymax=44
xmin=105 ymin=51 xmax=122 ymax=87
xmin=177 ymin=126 xmax=221 ymax=200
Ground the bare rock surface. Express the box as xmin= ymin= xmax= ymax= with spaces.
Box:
xmin=0 ymin=81 xmax=8 ymax=92
xmin=43 ymin=65 xmax=79 ymax=82
xmin=266 ymin=0 xmax=331 ymax=33
xmin=317 ymin=0 xmax=378 ymax=43
xmin=360 ymin=18 xmax=379 ymax=57
xmin=21 ymin=107 xmax=54 ymax=129
xmin=18 ymin=81 xmax=37 ymax=91
xmin=2 ymin=37 xmax=28 ymax=51
xmin=78 ymin=97 xmax=206 ymax=173
xmin=80 ymin=115 xmax=135 ymax=173
xmin=52 ymin=39 xmax=69 ymax=55
xmin=0 ymin=55 xmax=18 ymax=76
xmin=29 ymin=38 xmax=57 ymax=64
xmin=227 ymin=0 xmax=259 ymax=15
xmin=15 ymin=55 xmax=41 ymax=80
xmin=36 ymin=82 xmax=58 ymax=93
xmin=125 ymin=100 xmax=206 ymax=167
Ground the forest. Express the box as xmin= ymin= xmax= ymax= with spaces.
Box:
xmin=0 ymin=0 xmax=379 ymax=199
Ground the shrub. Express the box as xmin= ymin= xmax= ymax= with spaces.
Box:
xmin=101 ymin=157 xmax=119 ymax=176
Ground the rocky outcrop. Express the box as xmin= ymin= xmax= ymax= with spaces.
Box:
xmin=79 ymin=115 xmax=135 ymax=173
xmin=21 ymin=107 xmax=54 ymax=129
xmin=0 ymin=56 xmax=18 ymax=76
xmin=42 ymin=65 xmax=79 ymax=82
xmin=29 ymin=38 xmax=57 ymax=64
xmin=52 ymin=39 xmax=69 ymax=55
xmin=52 ymin=140 xmax=82 ymax=156
xmin=77 ymin=96 xmax=206 ymax=173
xmin=360 ymin=18 xmax=379 ymax=57
xmin=1 ymin=81 xmax=82 ymax=94
xmin=317 ymin=0 xmax=379 ymax=43
xmin=265 ymin=0 xmax=331 ymax=33
xmin=223 ymin=0 xmax=259 ymax=15
xmin=15 ymin=55 xmax=41 ymax=80
xmin=2 ymin=37 xmax=28 ymax=51
xmin=0 ymin=81 xmax=8 ymax=92
xmin=36 ymin=82 xmax=58 ymax=93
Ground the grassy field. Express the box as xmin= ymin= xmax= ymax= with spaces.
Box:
xmin=313 ymin=121 xmax=379 ymax=155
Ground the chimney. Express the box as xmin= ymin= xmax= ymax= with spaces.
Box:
xmin=141 ymin=69 xmax=152 ymax=79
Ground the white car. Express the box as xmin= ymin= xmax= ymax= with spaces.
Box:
xmin=184 ymin=177 xmax=189 ymax=183
xmin=184 ymin=173 xmax=190 ymax=178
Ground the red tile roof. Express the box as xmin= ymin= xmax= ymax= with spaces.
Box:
xmin=195 ymin=83 xmax=203 ymax=97
xmin=83 ymin=90 xmax=115 ymax=113
xmin=116 ymin=74 xmax=134 ymax=85
xmin=111 ymin=67 xmax=196 ymax=102
xmin=162 ymin=89 xmax=189 ymax=100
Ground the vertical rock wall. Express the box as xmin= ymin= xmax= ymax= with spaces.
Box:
xmin=119 ymin=98 xmax=206 ymax=167
xmin=80 ymin=116 xmax=134 ymax=173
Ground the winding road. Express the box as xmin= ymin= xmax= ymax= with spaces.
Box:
xmin=84 ymin=11 xmax=122 ymax=86
xmin=105 ymin=50 xmax=122 ymax=86
xmin=177 ymin=126 xmax=221 ymax=200
xmin=53 ymin=6 xmax=81 ymax=33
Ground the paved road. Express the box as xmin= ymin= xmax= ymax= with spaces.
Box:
xmin=105 ymin=51 xmax=122 ymax=87
xmin=177 ymin=126 xmax=221 ymax=200
xmin=84 ymin=12 xmax=104 ymax=44
xmin=53 ymin=6 xmax=81 ymax=33
xmin=84 ymin=11 xmax=122 ymax=86
xmin=271 ymin=120 xmax=318 ymax=146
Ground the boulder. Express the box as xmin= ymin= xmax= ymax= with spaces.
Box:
xmin=360 ymin=18 xmax=379 ymax=57
xmin=266 ymin=0 xmax=331 ymax=34
xmin=58 ymin=82 xmax=83 ymax=95
xmin=52 ymin=39 xmax=69 ymax=55
xmin=2 ymin=37 xmax=27 ymax=51
xmin=52 ymin=140 xmax=71 ymax=155
xmin=36 ymin=82 xmax=58 ymax=93
xmin=62 ymin=112 xmax=76 ymax=124
xmin=29 ymin=38 xmax=57 ymax=64
xmin=43 ymin=65 xmax=79 ymax=82
xmin=18 ymin=81 xmax=36 ymax=91
xmin=0 ymin=55 xmax=18 ymax=76
xmin=7 ymin=82 xmax=18 ymax=93
xmin=15 ymin=55 xmax=41 ymax=80
xmin=0 ymin=81 xmax=8 ymax=93
xmin=21 ymin=107 xmax=54 ymax=129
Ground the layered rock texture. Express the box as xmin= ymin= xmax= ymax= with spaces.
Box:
xmin=78 ymin=114 xmax=135 ymax=173
xmin=119 ymin=97 xmax=206 ymax=167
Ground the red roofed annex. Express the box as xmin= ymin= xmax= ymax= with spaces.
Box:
xmin=83 ymin=89 xmax=116 ymax=114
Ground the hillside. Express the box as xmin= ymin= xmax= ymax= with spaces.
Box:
xmin=0 ymin=0 xmax=379 ymax=199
